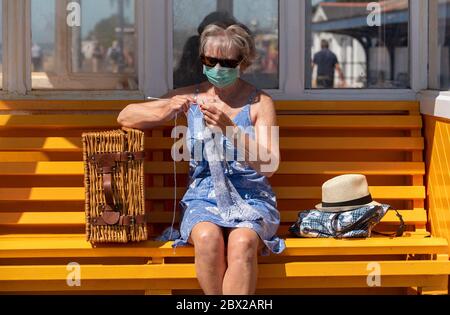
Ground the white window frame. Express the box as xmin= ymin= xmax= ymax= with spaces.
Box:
xmin=166 ymin=0 xmax=289 ymax=98
xmin=299 ymin=0 xmax=427 ymax=101
xmin=2 ymin=0 xmax=31 ymax=95
xmin=1 ymin=0 xmax=145 ymax=99
xmin=0 ymin=0 xmax=448 ymax=115
xmin=419 ymin=0 xmax=450 ymax=120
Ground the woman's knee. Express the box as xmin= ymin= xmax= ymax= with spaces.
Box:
xmin=227 ymin=228 xmax=261 ymax=263
xmin=189 ymin=222 xmax=225 ymax=255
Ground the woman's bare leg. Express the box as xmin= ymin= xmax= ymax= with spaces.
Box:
xmin=222 ymin=228 xmax=264 ymax=295
xmin=188 ymin=222 xmax=227 ymax=295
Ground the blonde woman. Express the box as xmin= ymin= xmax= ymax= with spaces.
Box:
xmin=118 ymin=23 xmax=285 ymax=295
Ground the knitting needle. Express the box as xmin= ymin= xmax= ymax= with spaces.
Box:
xmin=146 ymin=96 xmax=171 ymax=101
xmin=146 ymin=96 xmax=199 ymax=115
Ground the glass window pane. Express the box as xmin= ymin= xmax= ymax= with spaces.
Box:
xmin=307 ymin=0 xmax=410 ymax=89
xmin=31 ymin=0 xmax=137 ymax=90
xmin=173 ymin=0 xmax=279 ymax=90
xmin=429 ymin=0 xmax=450 ymax=90
xmin=74 ymin=0 xmax=136 ymax=76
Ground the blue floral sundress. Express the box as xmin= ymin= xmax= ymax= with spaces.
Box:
xmin=172 ymin=87 xmax=286 ymax=256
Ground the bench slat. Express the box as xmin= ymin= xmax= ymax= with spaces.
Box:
xmin=0 ymin=209 xmax=426 ymax=226
xmin=0 ymin=275 xmax=444 ymax=292
xmin=275 ymin=101 xmax=420 ymax=112
xmin=0 ymin=115 xmax=422 ymax=129
xmin=0 ymin=137 xmax=424 ymax=151
xmin=0 ymin=100 xmax=419 ymax=112
xmin=0 ymin=161 xmax=425 ymax=176
xmin=0 ymin=235 xmax=447 ymax=258
xmin=0 ymin=152 xmax=66 ymax=162
xmin=0 ymin=186 xmax=425 ymax=200
xmin=0 ymin=261 xmax=449 ymax=282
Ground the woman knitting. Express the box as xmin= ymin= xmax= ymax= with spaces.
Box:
xmin=118 ymin=23 xmax=286 ymax=295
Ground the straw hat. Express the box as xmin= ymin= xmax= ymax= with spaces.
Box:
xmin=315 ymin=174 xmax=381 ymax=212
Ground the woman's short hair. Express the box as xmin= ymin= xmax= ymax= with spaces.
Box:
xmin=199 ymin=23 xmax=256 ymax=71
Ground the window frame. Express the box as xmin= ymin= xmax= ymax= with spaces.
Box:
xmin=428 ymin=0 xmax=449 ymax=91
xmin=301 ymin=0 xmax=427 ymax=100
xmin=1 ymin=0 xmax=143 ymax=96
xmin=420 ymin=0 xmax=450 ymax=119
xmin=0 ymin=0 xmax=443 ymax=107
xmin=45 ymin=0 xmax=141 ymax=90
xmin=168 ymin=0 xmax=286 ymax=95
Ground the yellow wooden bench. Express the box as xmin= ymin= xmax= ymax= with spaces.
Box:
xmin=0 ymin=100 xmax=449 ymax=295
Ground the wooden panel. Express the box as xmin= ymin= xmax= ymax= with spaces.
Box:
xmin=0 ymin=275 xmax=445 ymax=292
xmin=0 ymin=186 xmax=426 ymax=201
xmin=275 ymin=101 xmax=420 ymax=112
xmin=0 ymin=161 xmax=425 ymax=176
xmin=424 ymin=115 xmax=450 ymax=254
xmin=0 ymin=235 xmax=447 ymax=258
xmin=0 ymin=261 xmax=448 ymax=283
xmin=0 ymin=115 xmax=422 ymax=130
xmin=0 ymin=209 xmax=426 ymax=226
xmin=0 ymin=100 xmax=138 ymax=111
xmin=0 ymin=137 xmax=424 ymax=151
xmin=0 ymin=100 xmax=419 ymax=112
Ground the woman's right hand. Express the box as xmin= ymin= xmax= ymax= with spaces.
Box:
xmin=118 ymin=93 xmax=196 ymax=129
xmin=168 ymin=95 xmax=196 ymax=118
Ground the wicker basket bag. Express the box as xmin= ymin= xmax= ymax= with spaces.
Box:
xmin=82 ymin=127 xmax=148 ymax=243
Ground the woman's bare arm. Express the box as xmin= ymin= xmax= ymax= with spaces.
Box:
xmin=231 ymin=93 xmax=280 ymax=178
xmin=117 ymin=88 xmax=195 ymax=130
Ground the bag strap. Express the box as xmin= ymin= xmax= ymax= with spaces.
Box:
xmin=371 ymin=209 xmax=405 ymax=237
xmin=90 ymin=214 xmax=148 ymax=226
xmin=88 ymin=151 xmax=146 ymax=225
xmin=331 ymin=206 xmax=382 ymax=237
xmin=332 ymin=207 xmax=405 ymax=238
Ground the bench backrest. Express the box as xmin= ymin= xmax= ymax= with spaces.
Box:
xmin=0 ymin=100 xmax=426 ymax=238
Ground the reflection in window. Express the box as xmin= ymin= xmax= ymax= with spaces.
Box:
xmin=74 ymin=0 xmax=136 ymax=76
xmin=31 ymin=0 xmax=56 ymax=88
xmin=173 ymin=0 xmax=279 ymax=90
xmin=31 ymin=0 xmax=137 ymax=90
xmin=430 ymin=0 xmax=450 ymax=90
xmin=307 ymin=0 xmax=410 ymax=89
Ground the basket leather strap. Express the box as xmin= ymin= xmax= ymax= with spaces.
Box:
xmin=89 ymin=151 xmax=146 ymax=166
xmin=90 ymin=214 xmax=148 ymax=226
xmin=88 ymin=151 xmax=146 ymax=225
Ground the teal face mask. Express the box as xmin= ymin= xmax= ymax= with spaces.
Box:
xmin=203 ymin=65 xmax=239 ymax=89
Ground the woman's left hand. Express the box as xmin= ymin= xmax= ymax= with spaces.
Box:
xmin=199 ymin=100 xmax=236 ymax=134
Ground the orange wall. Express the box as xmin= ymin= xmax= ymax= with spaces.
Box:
xmin=424 ymin=115 xmax=450 ymax=252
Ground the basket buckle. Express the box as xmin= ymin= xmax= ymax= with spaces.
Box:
xmin=127 ymin=152 xmax=135 ymax=162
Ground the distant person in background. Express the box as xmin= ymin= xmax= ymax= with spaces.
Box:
xmin=107 ymin=40 xmax=124 ymax=73
xmin=312 ymin=39 xmax=345 ymax=88
xmin=92 ymin=42 xmax=105 ymax=73
xmin=31 ymin=43 xmax=43 ymax=72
